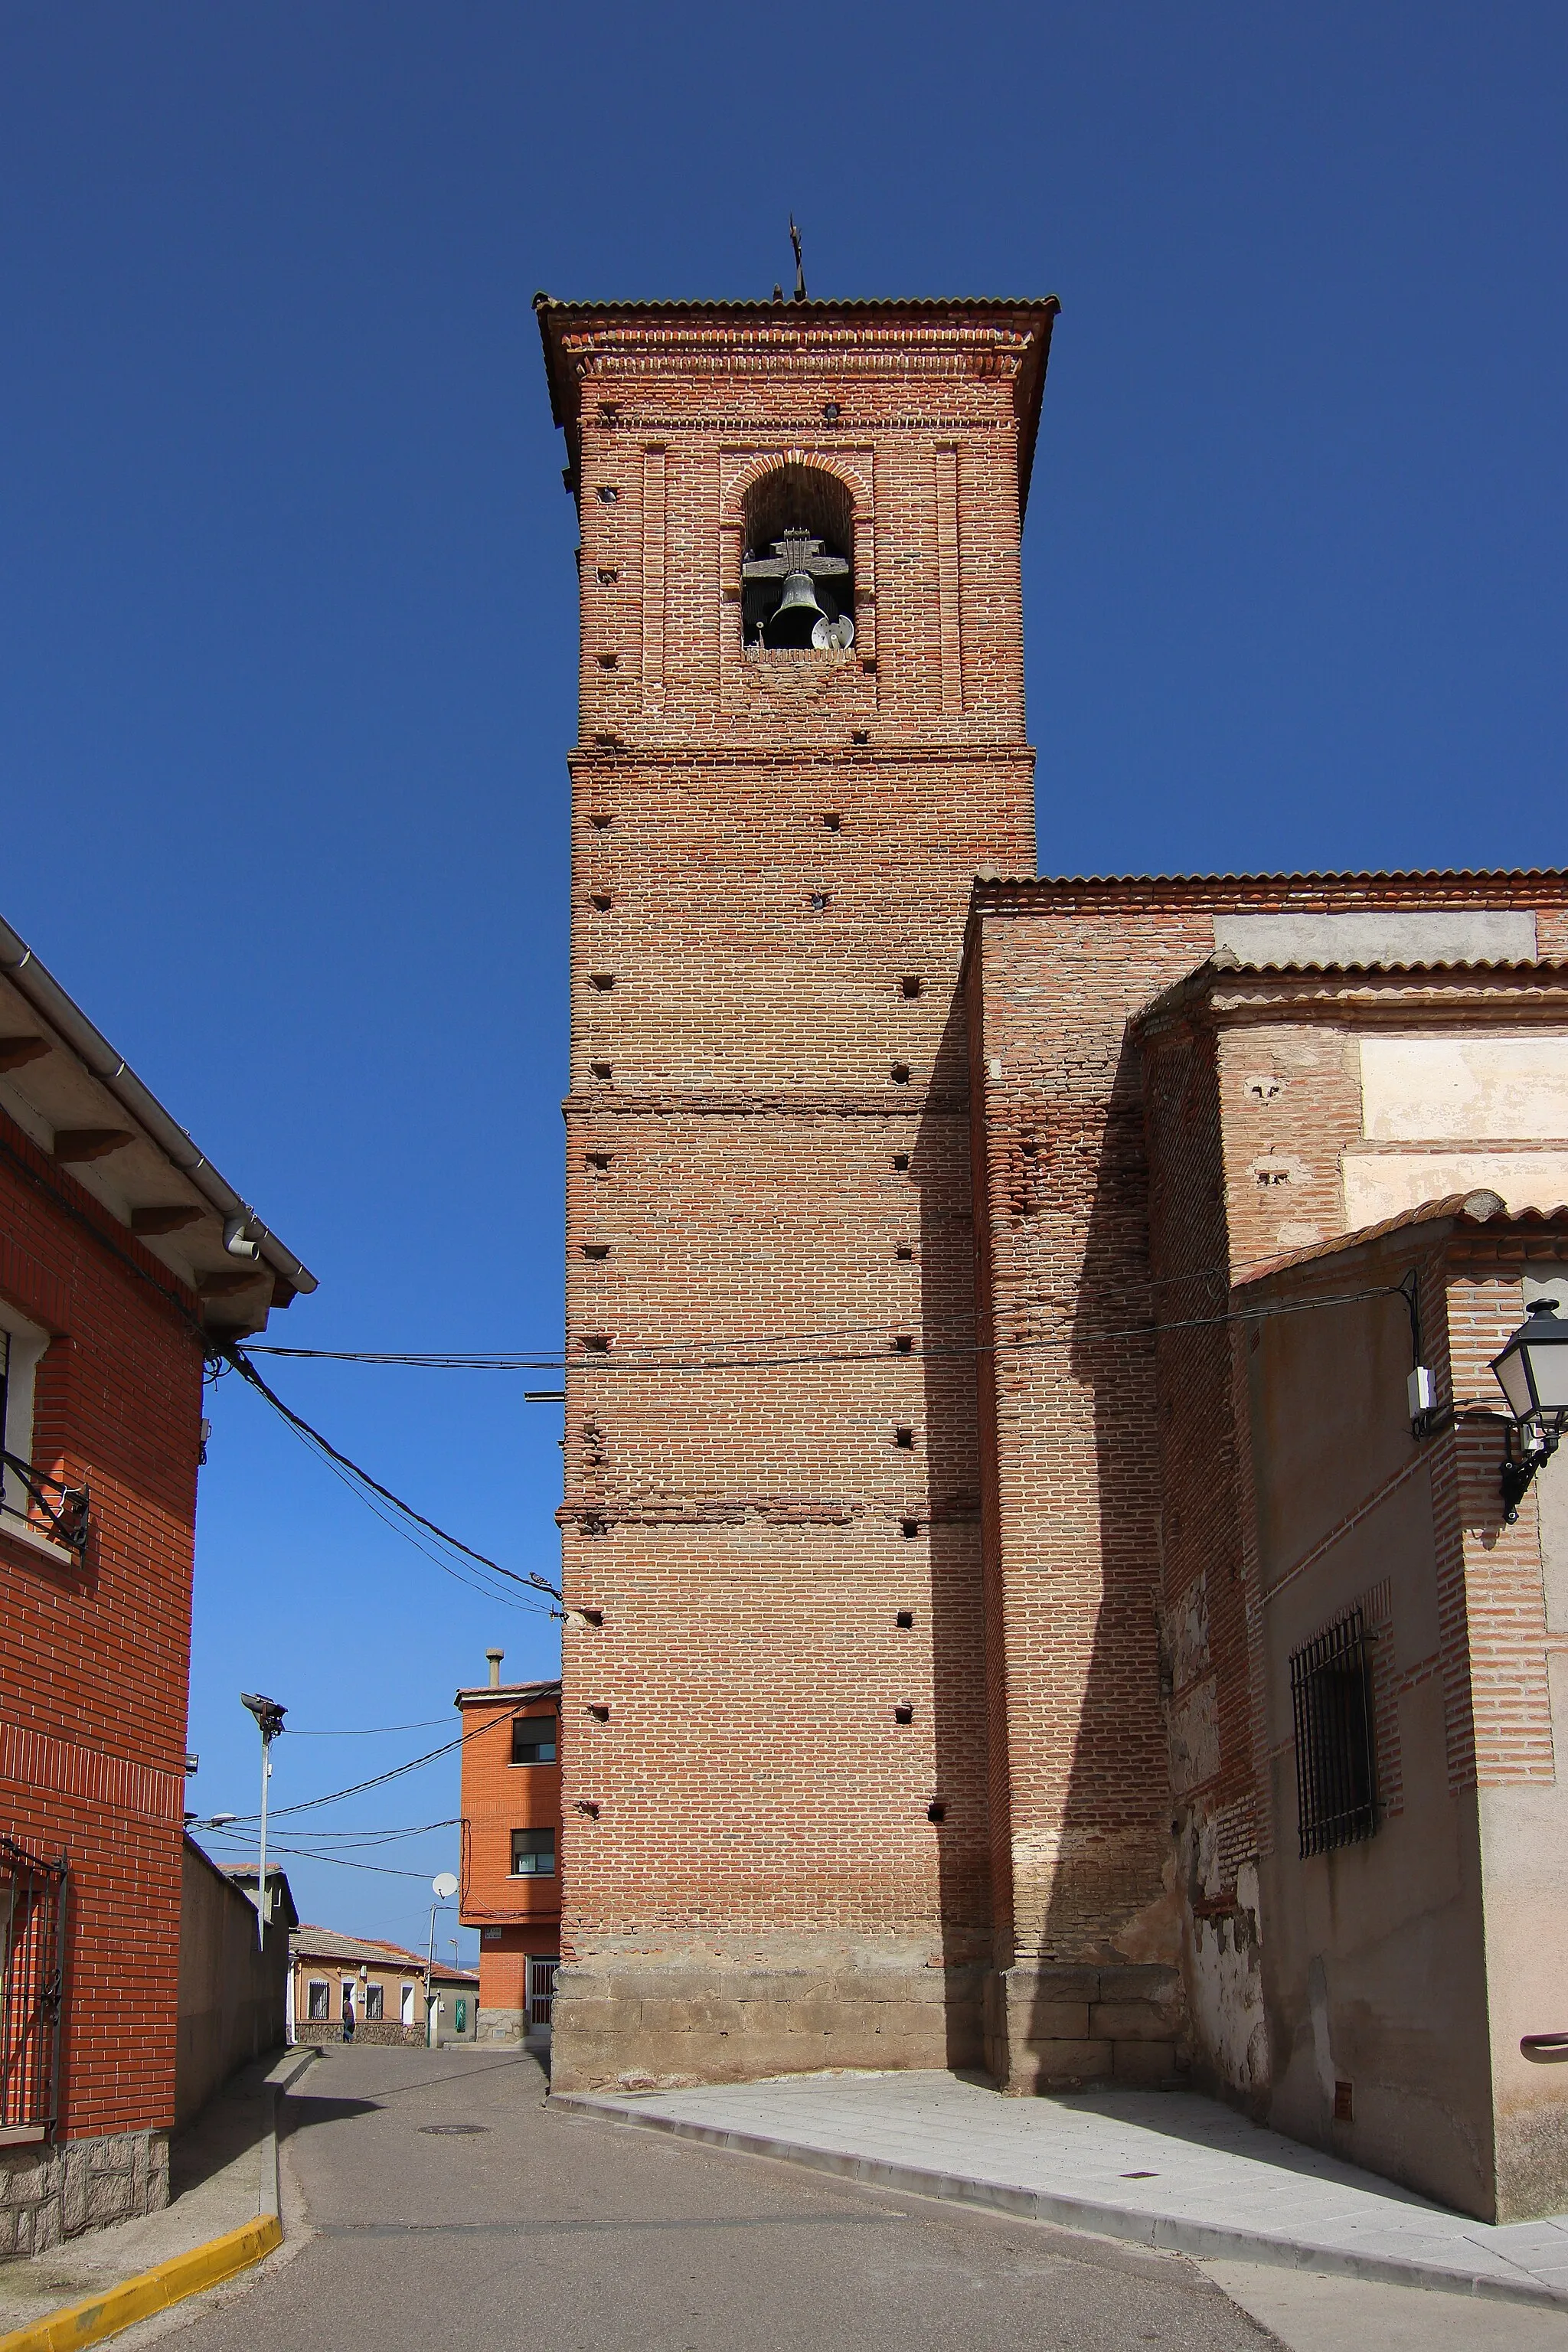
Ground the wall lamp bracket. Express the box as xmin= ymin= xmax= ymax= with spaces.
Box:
xmin=1501 ymin=1420 xmax=1561 ymax=1524
xmin=1491 ymin=1298 xmax=1568 ymax=1523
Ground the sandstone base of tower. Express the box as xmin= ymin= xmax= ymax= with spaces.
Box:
xmin=549 ymin=1935 xmax=985 ymax=2093
xmin=982 ymin=1961 xmax=1188 ymax=2093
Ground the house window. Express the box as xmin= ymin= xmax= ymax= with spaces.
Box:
xmin=364 ymin=1982 xmax=384 ymax=2021
xmin=0 ymin=1310 xmax=50 ymax=1530
xmin=1290 ymin=1608 xmax=1377 ymax=1858
xmin=511 ymin=1829 xmax=556 ymax=1877
xmin=511 ymin=1715 xmax=557 ymax=1765
xmin=741 ymin=465 xmax=854 ymax=650
xmin=306 ymin=1979 xmax=329 ymax=2022
xmin=400 ymin=1983 xmax=414 ymax=2027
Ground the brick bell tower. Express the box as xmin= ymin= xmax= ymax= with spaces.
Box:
xmin=536 ymin=289 xmax=1058 ymax=2089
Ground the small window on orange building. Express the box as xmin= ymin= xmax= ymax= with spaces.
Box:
xmin=511 ymin=1829 xmax=556 ymax=1877
xmin=306 ymin=1979 xmax=329 ymax=2021
xmin=511 ymin=1715 xmax=557 ymax=1765
xmin=364 ymin=1982 xmax=384 ymax=2021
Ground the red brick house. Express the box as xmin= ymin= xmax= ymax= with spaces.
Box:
xmin=456 ymin=1655 xmax=560 ymax=2043
xmin=533 ymin=290 xmax=1568 ymax=2220
xmin=0 ymin=916 xmax=312 ymax=2252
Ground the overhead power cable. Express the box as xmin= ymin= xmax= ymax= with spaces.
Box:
xmin=234 ymin=1258 xmax=1437 ymax=1383
xmin=195 ymin=1832 xmax=439 ymax=1883
xmin=220 ymin=1346 xmax=561 ymax=1608
xmin=224 ymin=1698 xmax=522 ymax=1828
xmin=288 ymin=1717 xmax=456 ymax=1737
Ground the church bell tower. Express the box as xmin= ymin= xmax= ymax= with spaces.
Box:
xmin=535 ymin=289 xmax=1058 ymax=2089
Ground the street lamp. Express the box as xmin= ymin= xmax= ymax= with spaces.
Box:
xmin=427 ymin=1871 xmax=458 ymax=2048
xmin=240 ymin=1692 xmax=286 ymax=1949
xmin=1491 ymin=1298 xmax=1568 ymax=1521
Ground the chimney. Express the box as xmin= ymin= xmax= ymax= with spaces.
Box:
xmin=485 ymin=1648 xmax=504 ymax=1690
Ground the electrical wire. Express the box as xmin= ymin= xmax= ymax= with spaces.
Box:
xmin=234 ymin=1267 xmax=1428 ymax=1383
xmin=287 ymin=1719 xmax=456 ymax=1737
xmin=220 ymin=1346 xmax=561 ymax=1608
xmin=195 ymin=1833 xmax=439 ymax=1883
xmin=224 ymin=1700 xmax=524 ymax=1828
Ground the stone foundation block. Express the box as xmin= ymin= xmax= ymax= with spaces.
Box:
xmin=1089 ymin=2000 xmax=1176 ymax=2042
xmin=1112 ymin=2038 xmax=1181 ymax=2085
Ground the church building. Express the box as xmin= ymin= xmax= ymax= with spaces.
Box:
xmin=535 ymin=289 xmax=1568 ymax=2226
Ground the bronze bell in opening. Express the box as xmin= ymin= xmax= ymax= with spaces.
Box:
xmin=766 ymin=570 xmax=827 ymax=648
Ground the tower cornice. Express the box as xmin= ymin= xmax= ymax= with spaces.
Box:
xmin=535 ymin=293 xmax=1060 ymax=520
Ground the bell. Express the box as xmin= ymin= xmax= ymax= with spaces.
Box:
xmin=765 ymin=570 xmax=826 ymax=649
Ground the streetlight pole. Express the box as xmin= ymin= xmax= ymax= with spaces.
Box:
xmin=240 ymin=1693 xmax=287 ymax=1950
xmin=427 ymin=1871 xmax=458 ymax=2049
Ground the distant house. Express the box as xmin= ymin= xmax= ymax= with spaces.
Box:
xmin=289 ymin=1926 xmax=479 ymax=2047
xmin=0 ymin=916 xmax=313 ymax=2254
xmin=455 ymin=1653 xmax=561 ymax=2045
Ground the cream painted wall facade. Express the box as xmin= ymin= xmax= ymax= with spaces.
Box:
xmin=1344 ymin=1033 xmax=1568 ymax=1227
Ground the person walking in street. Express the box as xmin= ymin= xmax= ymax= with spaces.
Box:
xmin=341 ymin=1984 xmax=356 ymax=2043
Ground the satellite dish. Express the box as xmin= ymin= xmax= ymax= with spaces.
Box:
xmin=432 ymin=1871 xmax=459 ymax=1900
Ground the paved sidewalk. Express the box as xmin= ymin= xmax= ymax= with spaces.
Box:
xmin=0 ymin=2048 xmax=312 ymax=2341
xmin=558 ymin=2067 xmax=1568 ymax=2310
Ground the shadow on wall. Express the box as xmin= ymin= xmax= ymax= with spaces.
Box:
xmin=1033 ymin=1033 xmax=1180 ymax=2058
xmin=916 ymin=990 xmax=992 ymax=2069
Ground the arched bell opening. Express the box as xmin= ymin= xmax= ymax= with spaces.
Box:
xmin=741 ymin=464 xmax=856 ymax=652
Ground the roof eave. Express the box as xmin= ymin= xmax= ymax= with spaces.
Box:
xmin=0 ymin=915 xmax=316 ymax=1301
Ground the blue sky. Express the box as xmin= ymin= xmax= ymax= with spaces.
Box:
xmin=3 ymin=2 xmax=1563 ymax=1954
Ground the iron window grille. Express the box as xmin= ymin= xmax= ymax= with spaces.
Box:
xmin=1290 ymin=1609 xmax=1377 ymax=1859
xmin=0 ymin=1331 xmax=89 ymax=1556
xmin=306 ymin=1979 xmax=329 ymax=2021
xmin=1 ymin=1838 xmax=68 ymax=2141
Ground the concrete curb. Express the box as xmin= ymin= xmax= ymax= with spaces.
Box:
xmin=553 ymin=2092 xmax=1568 ymax=2314
xmin=0 ymin=2048 xmax=322 ymax=2352
xmin=0 ymin=2215 xmax=283 ymax=2352
xmin=262 ymin=2048 xmax=319 ymax=2219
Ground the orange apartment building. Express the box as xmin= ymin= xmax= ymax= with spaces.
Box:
xmin=456 ymin=1654 xmax=561 ymax=2043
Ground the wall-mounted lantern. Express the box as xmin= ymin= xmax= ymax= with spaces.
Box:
xmin=1491 ymin=1298 xmax=1568 ymax=1521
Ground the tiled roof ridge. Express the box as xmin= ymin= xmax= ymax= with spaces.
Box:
xmin=972 ymin=866 xmax=1568 ymax=891
xmin=1210 ymin=954 xmax=1567 ymax=975
xmin=1236 ymin=1192 xmax=1568 ymax=1285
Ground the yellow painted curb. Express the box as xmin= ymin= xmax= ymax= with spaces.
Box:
xmin=0 ymin=2213 xmax=283 ymax=2352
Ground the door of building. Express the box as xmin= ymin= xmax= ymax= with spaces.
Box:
xmin=527 ymin=1957 xmax=558 ymax=2033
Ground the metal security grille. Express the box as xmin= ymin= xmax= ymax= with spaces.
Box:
xmin=1 ymin=1838 xmax=68 ymax=2139
xmin=527 ymin=1957 xmax=558 ymax=2028
xmin=1290 ymin=1609 xmax=1377 ymax=1860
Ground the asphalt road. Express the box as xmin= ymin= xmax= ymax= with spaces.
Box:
xmin=162 ymin=2044 xmax=1277 ymax=2352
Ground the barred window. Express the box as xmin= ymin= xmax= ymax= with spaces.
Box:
xmin=1290 ymin=1609 xmax=1377 ymax=1858
xmin=364 ymin=1982 xmax=384 ymax=2020
xmin=306 ymin=1979 xmax=329 ymax=2021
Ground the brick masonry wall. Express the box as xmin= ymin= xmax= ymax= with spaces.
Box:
xmin=965 ymin=872 xmax=1568 ymax=2092
xmin=0 ymin=1106 xmax=204 ymax=2163
xmin=545 ymin=302 xmax=1047 ymax=2090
